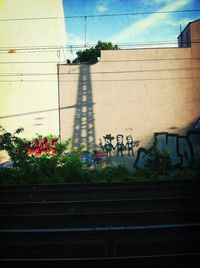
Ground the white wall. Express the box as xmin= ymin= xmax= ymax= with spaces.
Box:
xmin=0 ymin=0 xmax=66 ymax=140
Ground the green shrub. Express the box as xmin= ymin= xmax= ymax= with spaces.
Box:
xmin=0 ymin=126 xmax=74 ymax=183
xmin=145 ymin=149 xmax=172 ymax=176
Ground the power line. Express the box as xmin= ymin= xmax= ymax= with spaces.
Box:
xmin=66 ymin=10 xmax=200 ymax=18
xmin=0 ymin=40 xmax=199 ymax=55
xmin=0 ymin=9 xmax=199 ymax=22
xmin=0 ymin=44 xmax=88 ymax=51
xmin=0 ymin=56 xmax=200 ymax=64
xmin=2 ymin=40 xmax=200 ymax=50
xmin=0 ymin=61 xmax=58 ymax=64
xmin=0 ymin=66 xmax=200 ymax=77
xmin=0 ymin=41 xmax=181 ymax=53
xmin=0 ymin=77 xmax=199 ymax=83
xmin=0 ymin=42 xmax=173 ymax=51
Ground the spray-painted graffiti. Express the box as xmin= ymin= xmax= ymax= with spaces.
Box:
xmin=194 ymin=118 xmax=200 ymax=131
xmin=135 ymin=130 xmax=200 ymax=169
xmin=84 ymin=120 xmax=200 ymax=170
xmin=99 ymin=134 xmax=138 ymax=157
xmin=115 ymin=134 xmax=126 ymax=157
xmin=126 ymin=135 xmax=135 ymax=156
xmin=100 ymin=134 xmax=115 ymax=156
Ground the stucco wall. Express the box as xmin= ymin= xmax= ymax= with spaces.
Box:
xmin=59 ymin=44 xmax=199 ymax=147
xmin=58 ymin=20 xmax=200 ymax=169
xmin=0 ymin=0 xmax=66 ymax=138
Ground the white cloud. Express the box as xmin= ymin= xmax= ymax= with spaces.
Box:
xmin=111 ymin=0 xmax=190 ymax=43
xmin=67 ymin=33 xmax=96 ymax=61
xmin=68 ymin=33 xmax=85 ymax=46
xmin=141 ymin=0 xmax=173 ymax=7
xmin=151 ymin=0 xmax=171 ymax=3
xmin=165 ymin=17 xmax=191 ymax=27
xmin=96 ymin=2 xmax=108 ymax=13
xmin=68 ymin=33 xmax=96 ymax=46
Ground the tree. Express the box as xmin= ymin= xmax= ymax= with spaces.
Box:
xmin=70 ymin=40 xmax=118 ymax=64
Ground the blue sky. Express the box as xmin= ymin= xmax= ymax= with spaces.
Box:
xmin=63 ymin=0 xmax=200 ymax=58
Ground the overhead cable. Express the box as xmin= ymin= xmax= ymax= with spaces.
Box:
xmin=0 ymin=9 xmax=199 ymax=22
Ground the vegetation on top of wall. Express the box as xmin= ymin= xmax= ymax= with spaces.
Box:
xmin=68 ymin=40 xmax=119 ymax=64
xmin=0 ymin=126 xmax=199 ymax=185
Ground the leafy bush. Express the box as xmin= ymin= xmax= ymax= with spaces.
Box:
xmin=146 ymin=149 xmax=172 ymax=176
xmin=133 ymin=148 xmax=172 ymax=180
xmin=0 ymin=126 xmax=28 ymax=166
xmin=0 ymin=126 xmax=74 ymax=182
xmin=172 ymin=157 xmax=200 ymax=180
xmin=58 ymin=145 xmax=87 ymax=183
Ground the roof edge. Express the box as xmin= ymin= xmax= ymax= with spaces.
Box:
xmin=177 ymin=18 xmax=200 ymax=39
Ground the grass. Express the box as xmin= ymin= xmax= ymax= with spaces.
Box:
xmin=0 ymin=159 xmax=199 ymax=185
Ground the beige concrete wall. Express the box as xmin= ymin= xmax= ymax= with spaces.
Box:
xmin=59 ymin=45 xmax=199 ymax=147
xmin=191 ymin=20 xmax=200 ymax=108
xmin=58 ymin=20 xmax=200 ymax=169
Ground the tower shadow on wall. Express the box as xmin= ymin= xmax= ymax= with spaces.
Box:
xmin=72 ymin=64 xmax=96 ymax=151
